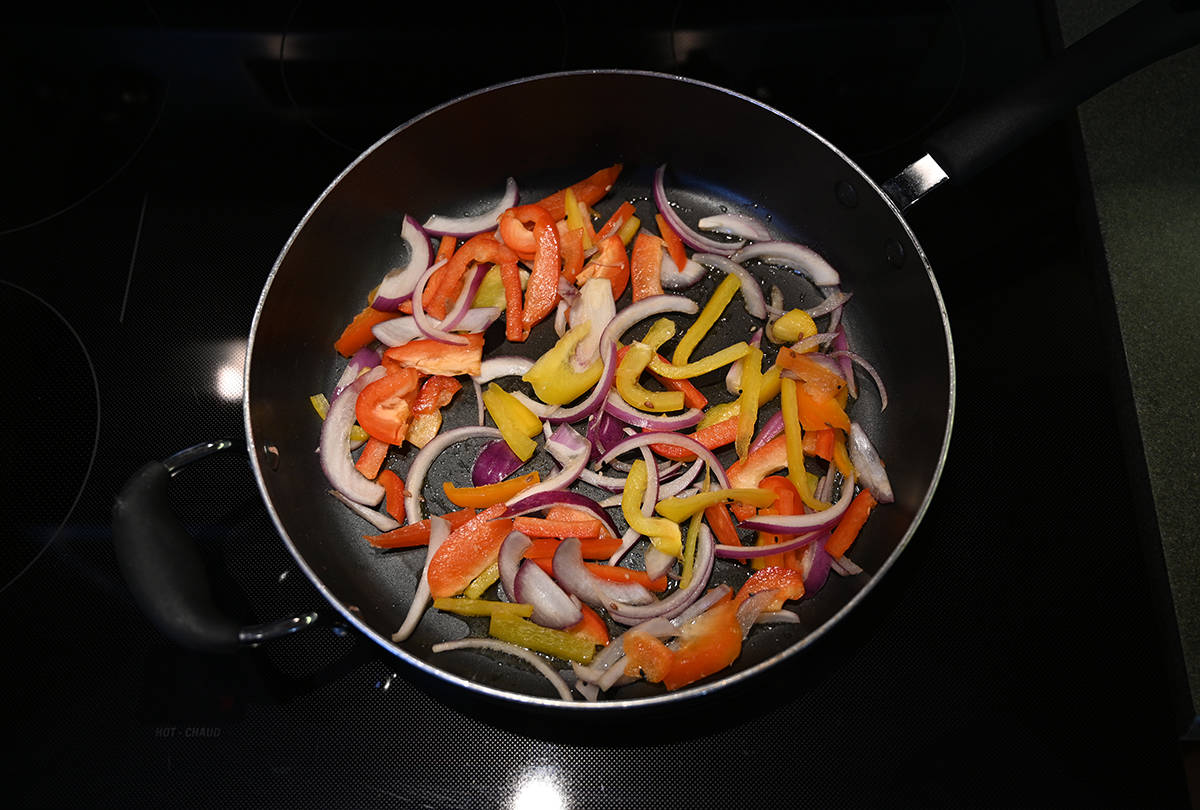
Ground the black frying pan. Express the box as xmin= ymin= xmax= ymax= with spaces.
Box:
xmin=113 ymin=0 xmax=1200 ymax=710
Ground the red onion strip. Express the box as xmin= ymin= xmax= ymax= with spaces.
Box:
xmin=439 ymin=262 xmax=491 ymax=332
xmin=739 ymin=473 xmax=857 ymax=534
xmin=473 ymin=356 xmax=535 ymax=383
xmin=691 ymin=252 xmax=767 ymax=319
xmin=602 ymin=392 xmax=703 ymax=431
xmin=608 ymin=525 xmax=715 ymax=624
xmin=319 ymin=366 xmax=387 ymax=506
xmin=422 ymin=177 xmax=519 ymax=237
xmin=371 ymin=215 xmax=433 ymax=310
xmin=391 ymin=516 xmax=451 ymax=642
xmin=732 ymin=240 xmax=841 ymax=287
xmin=411 ymin=259 xmax=471 ymax=345
xmin=328 ymin=489 xmax=400 ymax=532
xmin=652 ymin=165 xmax=745 ymax=255
xmin=431 ymin=638 xmax=573 ymax=701
xmin=597 ymin=432 xmax=730 ymax=490
xmin=832 ymin=350 xmax=888 ymax=411
xmin=848 ymin=422 xmax=894 ymax=504
xmin=698 ymin=212 xmax=772 ymax=241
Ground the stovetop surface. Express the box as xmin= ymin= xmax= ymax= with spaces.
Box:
xmin=3 ymin=2 xmax=1191 ymax=807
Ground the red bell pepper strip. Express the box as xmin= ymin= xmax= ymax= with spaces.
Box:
xmin=399 ymin=236 xmax=457 ymax=314
xmin=355 ymin=367 xmax=422 ymax=444
xmin=413 ymin=375 xmax=462 ymax=414
xmin=534 ymin=163 xmax=623 ymax=221
xmin=377 ymin=469 xmax=406 ymax=523
xmin=422 ymin=233 xmax=519 ymax=320
xmin=575 ymin=233 xmax=629 ymax=301
xmin=523 ymin=536 xmax=623 ymax=560
xmin=732 ymin=565 xmax=806 ymax=610
xmin=566 ymin=603 xmax=610 ymax=646
xmin=334 ymin=304 xmax=401 ymax=357
xmin=726 ymin=434 xmax=789 ymax=520
xmin=513 ymin=516 xmax=607 ymax=539
xmin=754 ymin=475 xmax=802 ymax=570
xmin=505 ymin=204 xmax=563 ymax=335
xmin=501 ymin=259 xmax=526 ymax=343
xmin=383 ymin=334 xmax=484 ymax=377
xmin=426 ymin=504 xmax=515 ymax=598
xmin=629 ymin=231 xmax=665 ymax=302
xmin=825 ymin=488 xmax=878 ymax=559
xmin=559 ymin=226 xmax=585 ymax=284
xmin=354 ymin=436 xmax=391 ymax=479
xmin=704 ymin=502 xmax=743 ymax=548
xmin=623 ymin=597 xmax=743 ymax=690
xmin=647 ymin=415 xmax=738 ymax=461
xmin=596 ymin=201 xmax=636 ymax=242
xmin=362 ymin=507 xmax=476 ymax=549
xmin=654 ymin=213 xmax=688 ymax=274
xmin=614 ymin=345 xmax=708 ymax=411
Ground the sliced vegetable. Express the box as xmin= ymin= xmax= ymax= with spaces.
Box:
xmin=426 ymin=503 xmax=515 ymax=599
xmin=443 ymin=471 xmax=541 ymax=508
xmin=482 ymin=382 xmax=543 ymax=462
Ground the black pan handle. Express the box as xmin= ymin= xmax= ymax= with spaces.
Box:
xmin=112 ymin=439 xmax=317 ymax=653
xmin=887 ymin=0 xmax=1200 ymax=208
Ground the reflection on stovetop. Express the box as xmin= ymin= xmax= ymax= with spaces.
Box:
xmin=2 ymin=2 xmax=1193 ymax=808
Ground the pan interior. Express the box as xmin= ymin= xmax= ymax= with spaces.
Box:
xmin=245 ymin=71 xmax=953 ymax=708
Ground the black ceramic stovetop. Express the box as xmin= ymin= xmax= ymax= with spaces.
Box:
xmin=3 ymin=2 xmax=1191 ymax=807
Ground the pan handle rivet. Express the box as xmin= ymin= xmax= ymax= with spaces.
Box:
xmin=835 ymin=180 xmax=858 ymax=208
xmin=885 ymin=238 xmax=906 ymax=268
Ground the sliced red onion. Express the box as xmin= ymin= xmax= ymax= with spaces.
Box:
xmin=756 ymin=610 xmax=801 ymax=625
xmin=831 ymin=326 xmax=856 ymax=397
xmin=319 ymin=365 xmax=387 ymax=506
xmin=714 ymin=529 xmax=826 ymax=560
xmin=736 ymin=588 xmax=782 ymax=638
xmin=732 ymin=240 xmax=841 ymax=287
xmin=371 ymin=316 xmax=421 ymax=347
xmin=790 ymin=332 xmax=841 ymax=353
xmin=422 ymin=177 xmax=519 ymax=237
xmin=508 ymin=390 xmax=561 ymax=420
xmin=328 ymin=489 xmax=400 ymax=532
xmin=456 ymin=306 xmax=503 ymax=334
xmin=498 ymin=530 xmax=531 ymax=602
xmin=848 ymin=422 xmax=894 ymax=503
xmin=643 ymin=547 xmax=675 ymax=580
xmin=554 ymin=300 xmax=569 ymax=337
xmin=372 ymin=216 xmax=433 ymax=310
xmin=586 ymin=407 xmax=626 ymax=464
xmin=831 ymin=554 xmax=864 ymax=576
xmin=833 ymin=350 xmax=888 ymax=411
xmin=738 ymin=473 xmax=857 ymax=534
xmin=802 ymin=542 xmax=833 ymax=594
xmin=405 ymin=425 xmax=503 ymax=523
xmin=431 ymin=638 xmax=573 ymax=701
xmin=657 ymin=457 xmax=705 ymax=500
xmin=568 ymin=277 xmax=616 ymax=370
xmin=512 ymin=427 xmax=591 ymax=503
xmin=596 ymin=432 xmax=730 ymax=490
xmin=747 ymin=410 xmax=785 ymax=455
xmin=602 ymin=392 xmax=703 ymax=432
xmin=473 ymin=378 xmax=484 ymax=426
xmin=726 ymin=327 xmax=763 ymax=394
xmin=806 ymin=289 xmax=853 ymax=318
xmin=607 ymin=525 xmax=715 ymax=625
xmin=503 ymin=491 xmax=619 ymax=538
xmin=599 ymin=293 xmax=699 ymax=350
xmin=332 ymin=347 xmax=380 ymax=399
xmin=697 ymin=212 xmax=772 ymax=242
xmin=652 ymin=165 xmax=745 ymax=255
xmin=691 ymin=252 xmax=767 ymax=319
xmin=672 ymin=584 xmax=733 ymax=626
xmin=439 ymin=262 xmax=491 ymax=332
xmin=411 ymin=258 xmax=470 ymax=346
xmin=471 ymin=438 xmax=525 ymax=487
xmin=473 ymin=356 xmax=534 ymax=383
xmin=659 ymin=249 xmax=707 ymax=290
xmin=391 ymin=516 xmax=450 ymax=642
xmin=514 ymin=560 xmax=583 ymax=629
xmin=551 ymin=537 xmax=655 ymax=609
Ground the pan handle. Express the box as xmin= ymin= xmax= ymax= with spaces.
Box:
xmin=886 ymin=0 xmax=1200 ymax=209
xmin=112 ymin=439 xmax=318 ymax=653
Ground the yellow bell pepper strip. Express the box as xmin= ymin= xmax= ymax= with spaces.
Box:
xmin=443 ymin=471 xmax=541 ymax=508
xmin=735 ymin=345 xmax=765 ymax=459
xmin=463 ymin=561 xmax=501 ymax=599
xmin=481 ymin=383 xmax=543 ymax=462
xmin=780 ymin=376 xmax=832 ymax=512
xmin=679 ymin=510 xmax=704 ymax=589
xmin=655 ymin=486 xmax=776 ymax=523
xmin=433 ymin=597 xmax=534 ymax=618
xmin=768 ymin=308 xmax=819 ymax=345
xmin=488 ymin=613 xmax=596 ymax=664
xmin=617 ymin=214 xmax=641 ymax=246
xmin=622 ymin=458 xmax=684 ymax=557
xmin=672 ymin=272 xmax=741 ymax=366
xmin=521 ymin=321 xmax=604 ymax=405
xmin=471 ymin=264 xmax=528 ymax=309
xmin=615 ymin=341 xmax=686 ymax=413
xmin=647 ymin=341 xmax=750 ymax=380
xmin=615 ymin=345 xmax=708 ymax=411
xmin=563 ymin=187 xmax=593 ymax=250
xmin=640 ymin=317 xmax=676 ymax=352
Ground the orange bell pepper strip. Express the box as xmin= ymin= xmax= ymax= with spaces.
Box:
xmin=354 ymin=436 xmax=390 ymax=479
xmin=559 ymin=226 xmax=585 ymax=284
xmin=508 ymin=204 xmax=563 ymax=335
xmin=596 ymin=201 xmax=636 ymax=242
xmin=545 ymin=505 xmax=615 ymax=535
xmin=512 ymin=516 xmax=607 ymax=540
xmin=704 ymin=502 xmax=742 ymax=548
xmin=654 ymin=213 xmax=688 ymax=273
xmin=362 ymin=507 xmax=476 ymax=549
xmin=566 ymin=602 xmax=610 ymax=646
xmin=421 ymin=233 xmax=519 ymax=320
xmin=775 ymin=348 xmax=852 ymax=431
xmin=534 ymin=163 xmax=623 ymax=221
xmin=575 ymin=233 xmax=629 ymax=301
xmin=629 ymin=231 xmax=665 ymax=302
xmin=442 ymin=471 xmax=540 ymax=508
xmin=732 ymin=565 xmax=806 ymax=610
xmin=647 ymin=415 xmax=739 ymax=461
xmin=808 ymin=428 xmax=836 ymax=461
xmin=426 ymin=504 xmax=515 ymax=598
xmin=377 ymin=469 xmax=406 ymax=523
xmin=383 ymin=334 xmax=484 ymax=377
xmin=753 ymin=475 xmax=802 ymax=570
xmin=826 ymin=488 xmax=878 ymax=559
xmin=613 ymin=345 xmax=708 ymax=411
xmin=334 ymin=304 xmax=401 ymax=357
xmin=726 ymin=434 xmax=789 ymax=520
xmin=523 ymin=536 xmax=623 ymax=560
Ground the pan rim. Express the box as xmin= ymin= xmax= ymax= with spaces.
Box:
xmin=244 ymin=68 xmax=956 ymax=711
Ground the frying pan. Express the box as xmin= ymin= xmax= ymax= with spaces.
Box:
xmin=113 ymin=1 xmax=1200 ymax=710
